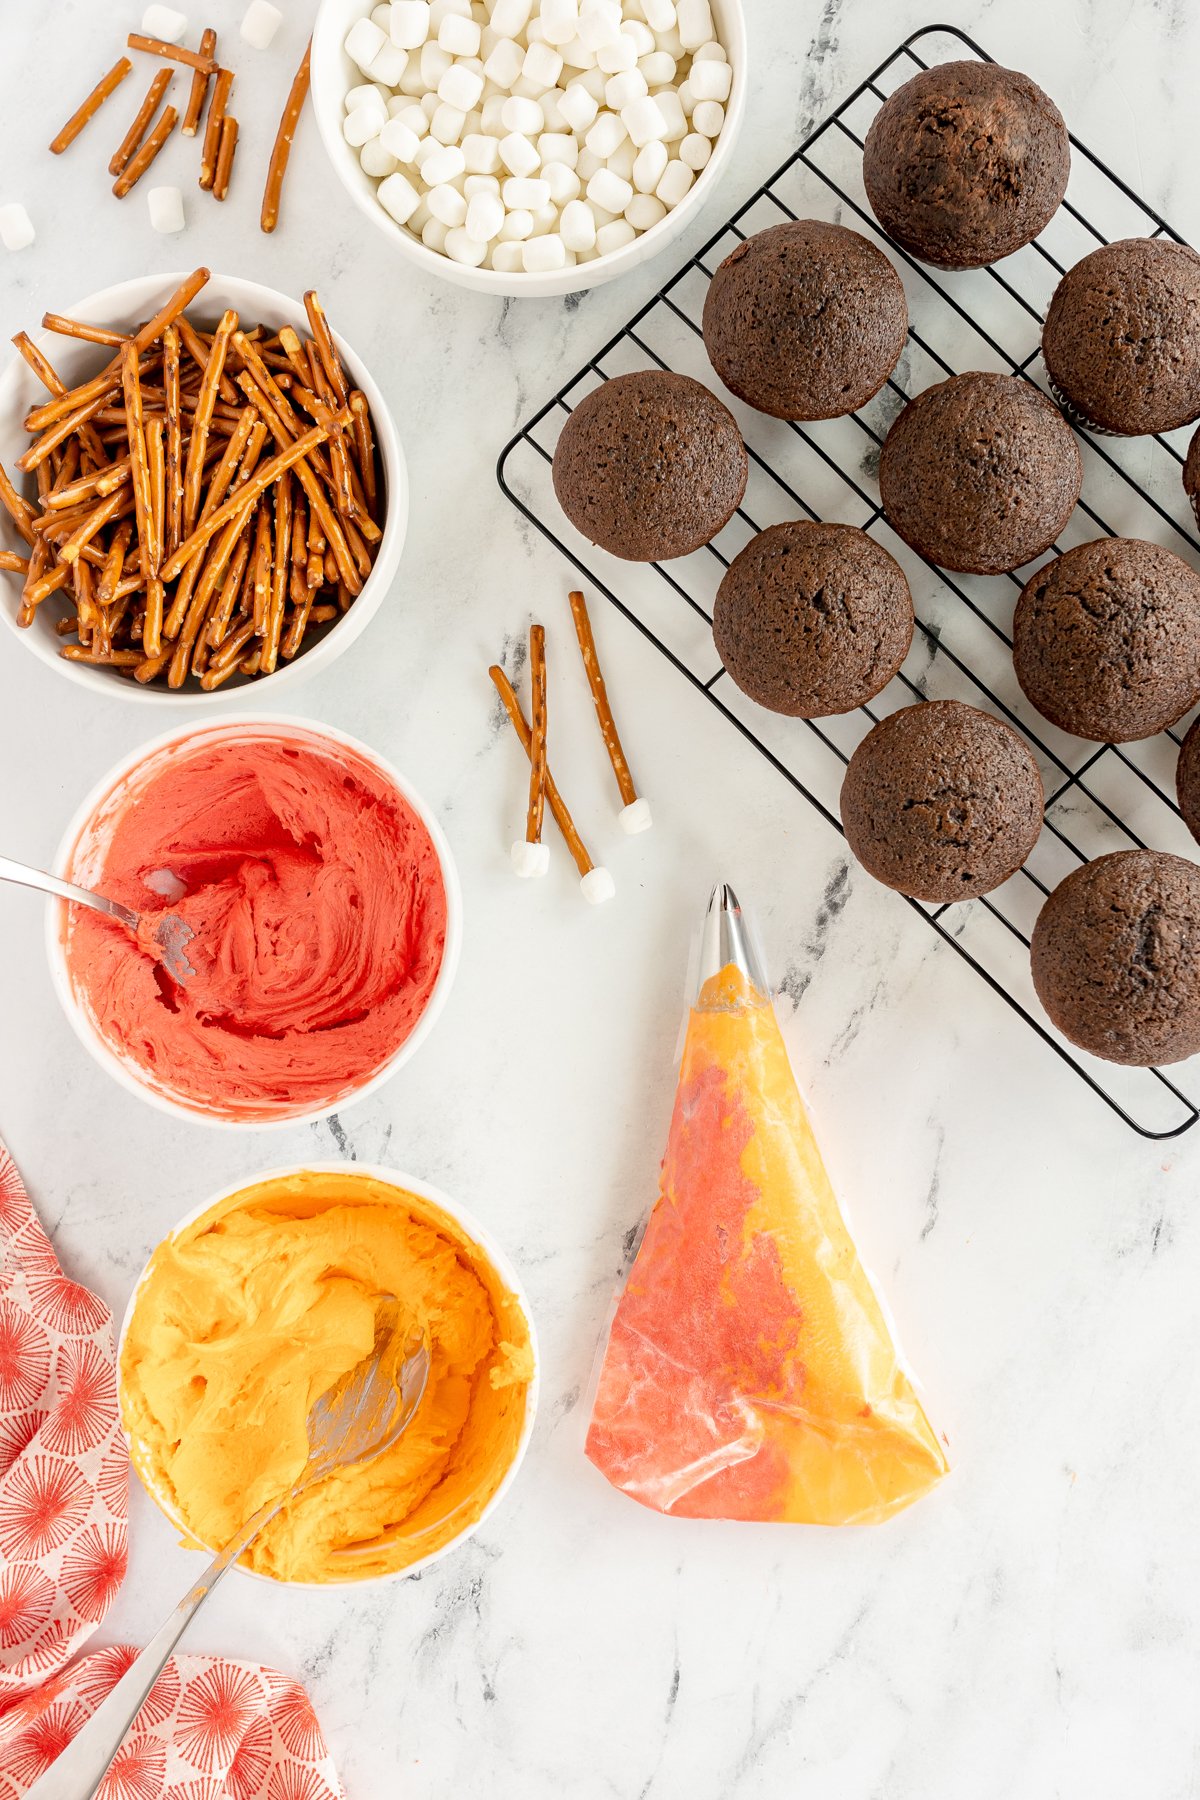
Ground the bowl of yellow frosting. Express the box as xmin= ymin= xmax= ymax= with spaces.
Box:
xmin=119 ymin=1163 xmax=538 ymax=1584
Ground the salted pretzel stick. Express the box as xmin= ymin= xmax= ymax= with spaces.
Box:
xmin=12 ymin=334 xmax=110 ymax=470
xmin=41 ymin=315 xmax=126 ymax=349
xmin=113 ymin=103 xmax=178 ymax=197
xmin=213 ymin=115 xmax=238 ymax=200
xmin=163 ymin=325 xmax=182 ymax=555
xmin=565 ymin=589 xmax=650 ymax=833
xmin=0 ymin=551 xmax=29 ymax=574
xmin=306 ymin=501 xmax=325 ymax=589
xmin=526 ymin=624 xmax=548 ymax=849
xmin=262 ymin=38 xmax=311 ymax=234
xmin=200 ymin=68 xmax=233 ymax=190
xmin=58 ymin=487 xmax=129 ymax=567
xmin=490 ymin=666 xmax=604 ymax=886
xmin=97 ymin=519 xmax=132 ymax=603
xmin=19 ymin=538 xmax=51 ymax=625
xmin=349 ymin=393 xmax=378 ymax=517
xmin=303 ymin=349 xmax=358 ymax=522
xmin=251 ymin=500 xmax=271 ymax=635
xmin=182 ymin=309 xmax=237 ymax=534
xmin=260 ymin=472 xmax=291 ymax=672
xmin=144 ymin=414 xmax=166 ymax=653
xmin=233 ymin=377 xmax=361 ymax=592
xmin=164 ymin=416 xmax=262 ymax=636
xmin=182 ymin=28 xmax=216 ymax=134
xmin=121 ymin=343 xmax=155 ymax=602
xmin=110 ymin=67 xmax=173 ymax=175
xmin=169 ymin=503 xmax=253 ymax=683
xmin=0 ymin=464 xmax=37 ymax=547
xmin=177 ymin=317 xmax=238 ymax=406
xmin=51 ymin=57 xmax=132 ymax=154
xmin=25 ymin=271 xmax=208 ymax=433
xmin=127 ymin=33 xmax=218 ymax=73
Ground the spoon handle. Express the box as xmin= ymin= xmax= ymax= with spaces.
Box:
xmin=0 ymin=854 xmax=138 ymax=929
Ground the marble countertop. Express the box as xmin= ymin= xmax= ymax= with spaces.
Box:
xmin=4 ymin=0 xmax=1200 ymax=1795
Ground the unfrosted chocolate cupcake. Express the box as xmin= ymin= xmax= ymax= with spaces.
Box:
xmin=1184 ymin=425 xmax=1200 ymax=523
xmin=713 ymin=522 xmax=913 ymax=717
xmin=878 ymin=372 xmax=1082 ymax=574
xmin=1042 ymin=239 xmax=1200 ymax=436
xmin=1013 ymin=538 xmax=1200 ymax=743
xmin=552 ymin=370 xmax=748 ymax=562
xmin=701 ymin=220 xmax=908 ymax=421
xmin=1031 ymin=851 xmax=1200 ymax=1065
xmin=1175 ymin=716 xmax=1200 ymax=844
xmin=839 ymin=699 xmax=1044 ymax=902
xmin=862 ymin=61 xmax=1070 ymax=270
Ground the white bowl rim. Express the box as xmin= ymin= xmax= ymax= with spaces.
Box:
xmin=117 ymin=1158 xmax=541 ymax=1588
xmin=46 ymin=712 xmax=463 ymax=1130
xmin=310 ymin=0 xmax=748 ymax=298
xmin=0 ymin=270 xmax=408 ymax=705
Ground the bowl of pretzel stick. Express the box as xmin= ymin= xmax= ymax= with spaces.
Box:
xmin=0 ymin=267 xmax=406 ymax=700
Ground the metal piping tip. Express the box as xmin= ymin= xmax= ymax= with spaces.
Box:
xmin=696 ymin=882 xmax=768 ymax=997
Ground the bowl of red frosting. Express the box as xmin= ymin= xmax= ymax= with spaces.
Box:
xmin=48 ymin=715 xmax=460 ymax=1126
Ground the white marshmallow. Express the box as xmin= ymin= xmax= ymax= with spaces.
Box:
xmin=619 ymin=797 xmax=653 ymax=834
xmin=576 ymin=146 xmax=602 ymax=180
xmin=544 ymin=159 xmax=581 ymax=202
xmin=422 ymin=141 xmax=467 ymax=181
xmin=462 ymin=130 xmax=501 ymax=171
xmin=439 ymin=62 xmax=482 ymax=110
xmin=481 ymin=93 xmax=508 ymax=132
xmin=655 ymin=155 xmax=692 ymax=205
xmin=587 ymin=166 xmax=632 ymax=212
xmin=430 ymin=100 xmax=467 ymax=141
xmin=580 ymin=866 xmax=616 ymax=904
xmin=378 ymin=170 xmax=422 ymax=222
xmin=653 ymin=86 xmax=687 ymax=139
xmin=624 ymin=18 xmax=655 ymax=52
xmin=343 ymin=99 xmax=387 ymax=145
xmin=577 ymin=0 xmax=622 ymax=51
xmin=560 ymin=196 xmax=597 ymax=250
xmin=692 ymin=98 xmax=724 ymax=137
xmin=147 ymin=185 xmax=185 ymax=234
xmin=502 ymin=94 xmax=544 ymax=134
xmin=596 ymin=216 xmax=636 ymax=254
xmin=444 ymin=224 xmax=488 ymax=264
xmin=381 ymin=115 xmax=423 ymax=160
xmin=142 ymin=3 xmax=187 ymax=41
xmin=438 ymin=9 xmax=479 ymax=52
xmin=483 ymin=35 xmax=524 ymax=87
xmin=642 ymin=0 xmax=675 ymax=25
xmin=538 ymin=130 xmax=578 ymax=166
xmin=607 ymin=137 xmax=635 ymax=178
xmin=596 ymin=31 xmax=637 ymax=71
xmin=410 ymin=194 xmax=435 ymax=233
xmin=491 ymin=239 xmax=526 ymax=271
xmin=361 ymin=138 xmax=399 ymax=175
xmin=503 ymin=175 xmax=551 ymax=208
xmin=427 ymin=180 xmax=469 ymax=224
xmin=387 ymin=95 xmax=425 ymax=122
xmin=523 ymin=232 xmax=567 ymax=271
xmin=577 ymin=65 xmax=607 ymax=99
xmin=540 ymin=0 xmax=580 ymax=45
xmin=498 ymin=207 xmax=534 ymax=239
xmin=419 ymin=39 xmax=453 ymax=85
xmin=511 ymin=839 xmax=550 ymax=877
xmin=585 ymin=109 xmax=627 ymax=157
xmin=559 ymin=81 xmax=599 ymax=133
xmin=345 ymin=16 xmax=387 ymax=70
xmin=638 ymin=49 xmax=675 ymax=84
xmin=691 ymin=37 xmax=725 ymax=58
xmin=559 ymin=34 xmax=597 ymax=68
xmin=240 ymin=0 xmax=282 ymax=48
xmin=679 ymin=129 xmax=710 ymax=169
xmin=605 ymin=68 xmax=646 ymax=109
xmin=430 ymin=0 xmax=470 ymax=19
xmin=499 ymin=131 xmax=541 ymax=176
xmin=464 ymin=172 xmax=500 ymax=194
xmin=631 ymin=137 xmax=667 ymax=190
xmin=488 ymin=0 xmax=533 ymax=34
xmin=367 ymin=38 xmax=409 ymax=82
xmin=413 ymin=130 xmax=442 ymax=166
xmin=621 ymin=93 xmax=666 ymax=145
xmin=391 ymin=0 xmax=431 ymax=46
xmin=689 ymin=55 xmax=731 ymax=101
xmin=422 ymin=216 xmax=450 ymax=250
xmin=466 ymin=188 xmax=505 ymax=240
xmin=398 ymin=60 xmax=428 ymax=92
xmin=625 ymin=190 xmax=664 ymax=230
xmin=347 ymin=81 xmax=389 ymax=110
xmin=675 ymin=0 xmax=712 ymax=49
xmin=524 ymin=39 xmax=565 ymax=88
xmin=529 ymin=201 xmax=559 ymax=233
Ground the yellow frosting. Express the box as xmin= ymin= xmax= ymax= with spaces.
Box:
xmin=120 ymin=1169 xmax=534 ymax=1582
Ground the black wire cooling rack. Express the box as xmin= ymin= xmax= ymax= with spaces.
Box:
xmin=497 ymin=23 xmax=1200 ymax=1141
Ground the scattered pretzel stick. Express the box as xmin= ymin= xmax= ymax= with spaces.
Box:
xmin=566 ymin=589 xmax=651 ymax=833
xmin=127 ymin=32 xmax=218 ymax=74
xmin=182 ymin=28 xmax=216 ymax=135
xmin=113 ymin=102 xmax=177 ymax=197
xmin=490 ymin=665 xmax=595 ymax=876
xmin=262 ymin=38 xmax=311 ymax=234
xmin=213 ymin=114 xmax=238 ymax=200
xmin=526 ymin=623 xmax=548 ymax=847
xmin=200 ymin=67 xmax=233 ymax=191
xmin=51 ymin=57 xmax=133 ymax=154
xmin=110 ymin=67 xmax=173 ymax=176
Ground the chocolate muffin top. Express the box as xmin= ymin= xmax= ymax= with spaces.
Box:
xmin=862 ymin=61 xmax=1070 ymax=271
xmin=1175 ymin=716 xmax=1200 ymax=845
xmin=1184 ymin=424 xmax=1200 ymax=516
xmin=839 ymin=699 xmax=1044 ymax=902
xmin=1031 ymin=850 xmax=1200 ymax=1065
xmin=701 ymin=220 xmax=909 ymax=421
xmin=1013 ymin=538 xmax=1200 ymax=743
xmin=878 ymin=372 xmax=1082 ymax=574
xmin=552 ymin=370 xmax=748 ymax=562
xmin=713 ymin=522 xmax=913 ymax=717
xmin=1042 ymin=239 xmax=1200 ymax=436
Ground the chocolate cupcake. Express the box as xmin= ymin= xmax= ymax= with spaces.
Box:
xmin=1013 ymin=538 xmax=1200 ymax=743
xmin=862 ymin=61 xmax=1070 ymax=271
xmin=1042 ymin=239 xmax=1200 ymax=436
xmin=878 ymin=372 xmax=1082 ymax=574
xmin=713 ymin=522 xmax=913 ymax=717
xmin=552 ymin=370 xmax=748 ymax=562
xmin=1175 ymin=717 xmax=1200 ymax=844
xmin=839 ymin=699 xmax=1044 ymax=902
xmin=1031 ymin=850 xmax=1200 ymax=1065
xmin=701 ymin=220 xmax=908 ymax=421
xmin=1184 ymin=425 xmax=1200 ymax=524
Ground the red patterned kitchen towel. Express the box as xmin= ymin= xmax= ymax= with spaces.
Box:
xmin=0 ymin=1143 xmax=343 ymax=1798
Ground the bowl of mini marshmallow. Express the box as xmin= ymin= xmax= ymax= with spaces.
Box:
xmin=311 ymin=0 xmax=745 ymax=295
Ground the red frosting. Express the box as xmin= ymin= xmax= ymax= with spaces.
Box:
xmin=64 ymin=728 xmax=448 ymax=1120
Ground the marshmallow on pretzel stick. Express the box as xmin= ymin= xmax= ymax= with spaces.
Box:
xmin=511 ymin=624 xmax=550 ymax=879
xmin=567 ymin=589 xmax=652 ymax=835
xmin=490 ymin=665 xmax=614 ymax=904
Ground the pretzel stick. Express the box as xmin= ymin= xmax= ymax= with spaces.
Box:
xmin=58 ymin=487 xmax=130 ymax=567
xmin=51 ymin=57 xmax=133 ymax=154
xmin=489 ymin=666 xmax=595 ymax=876
xmin=40 ymin=315 xmax=126 ymax=349
xmin=127 ymin=33 xmax=218 ymax=73
xmin=12 ymin=334 xmax=110 ymax=469
xmin=251 ymin=500 xmax=271 ymax=635
xmin=566 ymin=589 xmax=641 ymax=811
xmin=182 ymin=309 xmax=237 ymax=535
xmin=164 ymin=416 xmax=262 ymax=636
xmin=0 ymin=551 xmax=29 ymax=574
xmin=113 ymin=103 xmax=177 ymax=197
xmin=19 ymin=379 xmax=135 ymax=474
xmin=261 ymin=38 xmax=311 ymax=234
xmin=203 ymin=614 xmax=258 ymax=685
xmin=110 ymin=67 xmax=173 ymax=175
xmin=19 ymin=537 xmax=52 ymax=625
xmin=0 ymin=464 xmax=37 ymax=547
xmin=169 ymin=503 xmax=254 ymax=683
xmin=232 ymin=378 xmax=361 ymax=592
xmin=525 ymin=624 xmax=548 ymax=844
xmin=121 ymin=344 xmax=156 ymax=612
xmin=182 ymin=28 xmax=216 ymax=134
xmin=213 ymin=115 xmax=238 ymax=200
xmin=25 ymin=271 xmax=208 ymax=433
xmin=97 ymin=519 xmax=132 ymax=603
xmin=144 ymin=414 xmax=166 ymax=653
xmin=262 ymin=471 xmax=291 ymax=672
xmin=62 ymin=646 xmax=142 ymax=667
xmin=163 ymin=325 xmax=182 ymax=555
xmin=200 ymin=68 xmax=233 ymax=190
xmin=349 ymin=392 xmax=378 ymax=518
xmin=177 ymin=317 xmax=238 ymax=406
xmin=306 ymin=501 xmax=325 ymax=589
xmin=302 ymin=348 xmax=358 ymax=522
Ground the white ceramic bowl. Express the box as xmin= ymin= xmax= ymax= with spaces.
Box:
xmin=0 ymin=271 xmax=408 ymax=704
xmin=311 ymin=0 xmax=747 ymax=297
xmin=118 ymin=1160 xmax=540 ymax=1587
xmin=47 ymin=714 xmax=462 ymax=1128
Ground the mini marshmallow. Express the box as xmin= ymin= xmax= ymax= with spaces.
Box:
xmin=488 ymin=0 xmax=533 ymax=34
xmin=559 ymin=81 xmax=599 ymax=133
xmin=585 ymin=109 xmax=627 ymax=157
xmin=538 ymin=130 xmax=578 ymax=166
xmin=373 ymin=5 xmax=393 ymax=31
xmin=625 ymin=19 xmax=656 ymax=54
xmin=691 ymin=37 xmax=726 ymax=59
xmin=413 ymin=132 xmax=443 ymax=167
xmin=540 ymin=0 xmax=580 ymax=45
xmin=390 ymin=0 xmax=431 ymax=46
xmin=367 ymin=39 xmax=409 ymax=83
xmin=498 ymin=207 xmax=534 ymax=239
xmin=540 ymin=87 xmax=569 ymax=129
xmin=343 ymin=99 xmax=387 ymax=146
xmin=655 ymin=155 xmax=692 ymax=205
xmin=387 ymin=93 xmax=423 ymax=120
xmin=147 ymin=184 xmax=185 ymax=233
xmin=619 ymin=797 xmax=653 ymax=834
xmin=596 ymin=31 xmax=638 ymax=72
xmin=511 ymin=72 xmax=546 ymax=100
xmin=675 ymin=0 xmax=713 ymax=49
xmin=511 ymin=840 xmax=550 ymax=878
xmin=462 ymin=130 xmax=501 ymax=171
xmin=525 ymin=43 xmax=566 ymax=92
xmin=580 ymin=866 xmax=616 ymax=904
xmin=438 ymin=63 xmax=482 ymax=110
xmin=361 ymin=139 xmax=399 ymax=175
xmin=380 ymin=115 xmax=423 ymax=160
xmin=638 ymin=49 xmax=675 ymax=84
xmin=491 ymin=239 xmax=526 ymax=271
xmin=559 ymin=35 xmax=597 ymax=69
xmin=653 ymin=86 xmax=687 ymax=139
xmin=430 ymin=0 xmax=470 ymax=19
xmin=422 ymin=216 xmax=450 ymax=251
xmin=409 ymin=193 xmax=434 ymax=230
xmin=577 ymin=65 xmax=608 ymax=100
xmin=689 ymin=55 xmax=731 ymax=101
xmin=642 ymin=0 xmax=676 ymax=25
xmin=481 ymin=93 xmax=508 ymax=133
xmin=240 ymin=0 xmax=282 ymax=48
xmin=464 ymin=172 xmax=500 ymax=194
xmin=499 ymin=131 xmax=541 ymax=177
xmin=427 ymin=181 xmax=468 ymax=224
xmin=622 ymin=93 xmax=667 ymax=146
xmin=530 ymin=201 xmax=559 ymax=233
xmin=444 ymin=224 xmax=488 ymax=264
xmin=345 ymin=17 xmax=387 ymax=70
xmin=429 ymin=100 xmax=467 ymax=141
xmin=142 ymin=3 xmax=187 ymax=41
xmin=692 ymin=98 xmax=724 ymax=137
xmin=607 ymin=137 xmax=635 ymax=179
xmin=631 ymin=137 xmax=668 ymax=191
xmin=347 ymin=81 xmax=388 ymax=111
xmin=625 ymin=191 xmax=664 ymax=230
xmin=560 ymin=196 xmax=597 ymax=250
xmin=437 ymin=9 xmax=479 ymax=52
xmin=398 ymin=60 xmax=428 ymax=92
xmin=466 ymin=188 xmax=504 ymax=240
xmin=420 ymin=88 xmax=441 ymax=117
xmin=679 ymin=129 xmax=710 ymax=169
xmin=576 ymin=146 xmax=602 ymax=180
xmin=502 ymin=94 xmax=545 ymax=135
xmin=378 ymin=170 xmax=422 ymax=222
xmin=483 ymin=35 xmax=524 ymax=87
xmin=422 ymin=141 xmax=466 ymax=181
xmin=577 ymin=0 xmax=623 ymax=52
xmin=587 ymin=166 xmax=632 ymax=212
xmin=503 ymin=175 xmax=551 ymax=208
xmin=596 ymin=216 xmax=636 ymax=254
xmin=605 ymin=68 xmax=646 ymax=109
xmin=523 ymin=232 xmax=567 ymax=272
xmin=419 ymin=39 xmax=452 ymax=85
xmin=544 ymin=160 xmax=582 ymax=203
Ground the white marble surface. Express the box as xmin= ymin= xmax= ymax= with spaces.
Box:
xmin=4 ymin=1 xmax=1200 ymax=1795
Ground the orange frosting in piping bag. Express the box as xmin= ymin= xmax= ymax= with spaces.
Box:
xmin=586 ymin=959 xmax=948 ymax=1525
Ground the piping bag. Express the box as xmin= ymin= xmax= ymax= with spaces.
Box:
xmin=585 ymin=883 xmax=948 ymax=1524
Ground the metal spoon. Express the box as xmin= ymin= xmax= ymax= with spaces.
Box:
xmin=0 ymin=853 xmax=196 ymax=982
xmin=24 ymin=1304 xmax=431 ymax=1800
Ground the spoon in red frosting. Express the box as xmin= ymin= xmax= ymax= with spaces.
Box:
xmin=0 ymin=852 xmax=196 ymax=982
